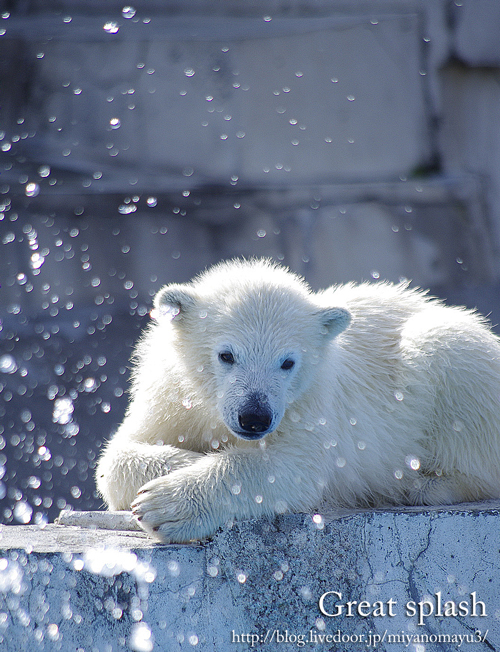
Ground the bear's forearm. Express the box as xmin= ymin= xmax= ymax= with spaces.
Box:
xmin=131 ymin=447 xmax=327 ymax=542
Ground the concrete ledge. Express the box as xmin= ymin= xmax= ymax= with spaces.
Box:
xmin=1 ymin=504 xmax=499 ymax=650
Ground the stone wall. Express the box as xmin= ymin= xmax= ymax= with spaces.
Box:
xmin=2 ymin=0 xmax=500 ymax=596
xmin=1 ymin=0 xmax=500 ymax=306
xmin=1 ymin=505 xmax=499 ymax=651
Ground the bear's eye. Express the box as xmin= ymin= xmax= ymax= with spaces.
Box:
xmin=219 ymin=351 xmax=235 ymax=365
xmin=281 ymin=358 xmax=295 ymax=371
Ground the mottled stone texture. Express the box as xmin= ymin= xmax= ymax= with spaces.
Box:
xmin=0 ymin=504 xmax=499 ymax=651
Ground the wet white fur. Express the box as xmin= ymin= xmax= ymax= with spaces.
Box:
xmin=96 ymin=259 xmax=500 ymax=542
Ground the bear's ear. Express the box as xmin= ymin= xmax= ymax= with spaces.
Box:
xmin=153 ymin=284 xmax=196 ymax=321
xmin=318 ymin=307 xmax=351 ymax=339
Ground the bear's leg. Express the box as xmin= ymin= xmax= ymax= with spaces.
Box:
xmin=131 ymin=446 xmax=326 ymax=543
xmin=96 ymin=440 xmax=204 ymax=511
xmin=407 ymin=472 xmax=488 ymax=506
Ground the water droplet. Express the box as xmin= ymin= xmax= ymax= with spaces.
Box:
xmin=13 ymin=500 xmax=33 ymax=524
xmin=236 ymin=572 xmax=247 ymax=583
xmin=52 ymin=397 xmax=74 ymax=424
xmin=167 ymin=561 xmax=180 ymax=577
xmin=38 ymin=446 xmax=51 ymax=461
xmin=118 ymin=204 xmax=137 ymax=215
xmin=405 ymin=455 xmax=420 ymax=470
xmin=316 ymin=618 xmax=326 ymax=631
xmin=28 ymin=476 xmax=41 ymax=489
xmin=122 ymin=6 xmax=136 ymax=19
xmin=0 ymin=559 xmax=23 ymax=593
xmin=300 ymin=586 xmax=312 ymax=600
xmin=70 ymin=486 xmax=82 ymax=499
xmin=103 ymin=21 xmax=119 ymax=34
xmin=109 ymin=117 xmax=121 ymax=129
xmin=370 ymin=270 xmax=380 ymax=279
xmin=231 ymin=484 xmax=241 ymax=495
xmin=394 ymin=391 xmax=404 ymax=402
xmin=20 ymin=409 xmax=32 ymax=423
xmin=146 ymin=196 xmax=157 ymax=207
xmin=130 ymin=622 xmax=154 ymax=652
xmin=184 ymin=68 xmax=195 ymax=78
xmin=30 ymin=252 xmax=45 ymax=270
xmin=25 ymin=182 xmax=39 ymax=197
xmin=83 ymin=377 xmax=97 ymax=393
xmin=0 ymin=355 xmax=17 ymax=374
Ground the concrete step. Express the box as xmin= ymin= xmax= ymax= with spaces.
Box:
xmin=0 ymin=505 xmax=498 ymax=651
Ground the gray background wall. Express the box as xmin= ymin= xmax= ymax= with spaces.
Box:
xmin=1 ymin=0 xmax=500 ymax=523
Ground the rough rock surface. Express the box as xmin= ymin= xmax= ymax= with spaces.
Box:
xmin=0 ymin=505 xmax=498 ymax=650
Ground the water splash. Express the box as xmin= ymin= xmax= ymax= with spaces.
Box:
xmin=130 ymin=622 xmax=154 ymax=652
xmin=0 ymin=559 xmax=24 ymax=594
xmin=73 ymin=548 xmax=157 ymax=584
xmin=52 ymin=397 xmax=74 ymax=425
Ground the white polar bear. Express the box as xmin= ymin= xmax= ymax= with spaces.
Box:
xmin=96 ymin=258 xmax=500 ymax=542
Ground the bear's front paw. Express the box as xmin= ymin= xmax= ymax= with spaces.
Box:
xmin=131 ymin=474 xmax=214 ymax=543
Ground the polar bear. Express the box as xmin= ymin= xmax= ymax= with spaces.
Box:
xmin=96 ymin=258 xmax=500 ymax=542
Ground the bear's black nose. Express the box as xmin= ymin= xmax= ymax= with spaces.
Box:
xmin=236 ymin=393 xmax=274 ymax=438
xmin=238 ymin=410 xmax=273 ymax=434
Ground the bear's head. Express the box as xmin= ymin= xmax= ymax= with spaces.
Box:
xmin=153 ymin=260 xmax=351 ymax=441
